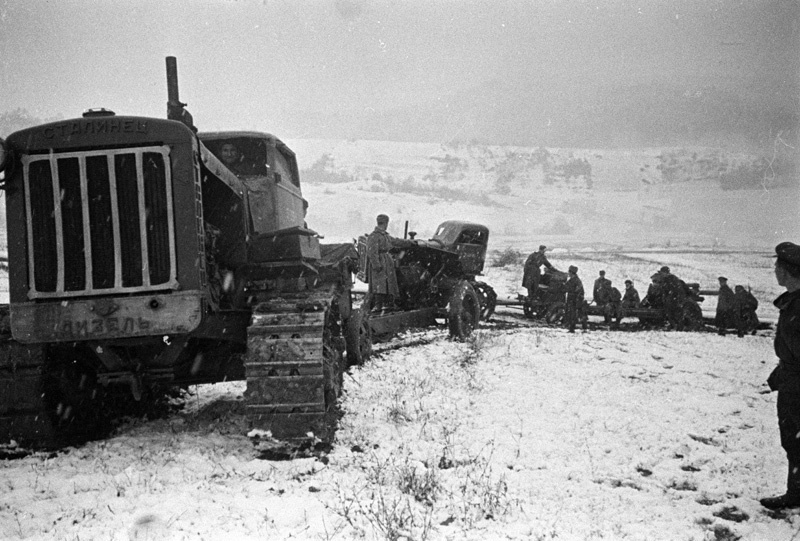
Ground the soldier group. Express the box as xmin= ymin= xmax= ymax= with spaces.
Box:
xmin=521 ymin=246 xmax=762 ymax=334
xmin=714 ymin=276 xmax=759 ymax=337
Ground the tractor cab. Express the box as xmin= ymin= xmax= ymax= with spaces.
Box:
xmin=199 ymin=132 xmax=306 ymax=234
xmin=430 ymin=221 xmax=489 ymax=278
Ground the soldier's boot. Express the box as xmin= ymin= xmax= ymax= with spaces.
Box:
xmin=761 ymin=462 xmax=800 ymax=510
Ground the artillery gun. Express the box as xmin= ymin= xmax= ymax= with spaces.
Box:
xmin=347 ymin=221 xmax=497 ymax=364
xmin=0 ymin=57 xmax=358 ymax=452
xmin=498 ymin=267 xmax=711 ymax=331
xmin=495 ymin=267 xmax=570 ymax=324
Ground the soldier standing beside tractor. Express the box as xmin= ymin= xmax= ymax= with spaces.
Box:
xmin=366 ymin=214 xmax=401 ymax=314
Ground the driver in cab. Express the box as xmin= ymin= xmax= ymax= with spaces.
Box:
xmin=219 ymin=142 xmax=251 ymax=176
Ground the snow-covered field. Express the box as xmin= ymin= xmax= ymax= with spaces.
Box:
xmin=1 ymin=251 xmax=794 ymax=541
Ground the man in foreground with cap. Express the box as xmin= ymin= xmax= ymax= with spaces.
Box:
xmin=366 ymin=214 xmax=400 ymax=314
xmin=761 ymin=242 xmax=800 ymax=510
xmin=564 ymin=265 xmax=587 ymax=333
xmin=715 ymin=276 xmax=736 ymax=336
xmin=522 ymin=245 xmax=557 ymax=301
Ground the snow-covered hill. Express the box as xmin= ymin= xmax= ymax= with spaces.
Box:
xmin=289 ymin=139 xmax=799 ymax=252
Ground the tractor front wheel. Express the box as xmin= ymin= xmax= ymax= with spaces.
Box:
xmin=344 ymin=308 xmax=372 ymax=367
xmin=448 ymin=281 xmax=481 ymax=340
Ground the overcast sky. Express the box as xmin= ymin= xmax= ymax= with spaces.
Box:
xmin=1 ymin=0 xmax=797 ymax=141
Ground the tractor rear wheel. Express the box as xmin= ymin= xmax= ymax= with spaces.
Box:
xmin=448 ymin=281 xmax=480 ymax=340
xmin=473 ymin=282 xmax=497 ymax=320
xmin=344 ymin=308 xmax=372 ymax=367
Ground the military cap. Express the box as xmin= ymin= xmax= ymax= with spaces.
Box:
xmin=568 ymin=265 xmax=578 ymax=273
xmin=775 ymin=242 xmax=800 ymax=268
xmin=539 ymin=245 xmax=547 ymax=251
xmin=376 ymin=214 xmax=389 ymax=224
xmin=599 ymin=270 xmax=606 ymax=275
xmin=660 ymin=266 xmax=670 ymax=274
xmin=718 ymin=276 xmax=728 ymax=282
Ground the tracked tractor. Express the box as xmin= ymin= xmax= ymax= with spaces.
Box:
xmin=0 ymin=57 xmax=357 ymax=451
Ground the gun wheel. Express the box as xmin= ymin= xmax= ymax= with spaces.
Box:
xmin=448 ymin=281 xmax=480 ymax=341
xmin=679 ymin=301 xmax=704 ymax=332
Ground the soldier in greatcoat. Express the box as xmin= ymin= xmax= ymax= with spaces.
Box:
xmin=366 ymin=214 xmax=400 ymax=313
xmin=522 ymin=245 xmax=556 ymax=301
xmin=564 ymin=265 xmax=587 ymax=333
xmin=604 ymin=281 xmax=623 ymax=326
xmin=620 ymin=279 xmax=640 ymax=323
xmin=659 ymin=270 xmax=692 ymax=330
xmin=761 ymin=242 xmax=800 ymax=510
xmin=715 ymin=276 xmax=736 ymax=335
xmin=622 ymin=280 xmax=641 ymax=309
xmin=593 ymin=270 xmax=612 ymax=302
xmin=641 ymin=273 xmax=665 ymax=309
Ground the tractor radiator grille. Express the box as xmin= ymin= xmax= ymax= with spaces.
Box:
xmin=22 ymin=146 xmax=177 ymax=298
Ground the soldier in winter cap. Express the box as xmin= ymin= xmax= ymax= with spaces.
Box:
xmin=366 ymin=214 xmax=397 ymax=313
xmin=564 ymin=265 xmax=585 ymax=333
xmin=774 ymin=242 xmax=800 ymax=270
xmin=522 ymin=245 xmax=557 ymax=301
xmin=760 ymin=241 xmax=800 ymax=510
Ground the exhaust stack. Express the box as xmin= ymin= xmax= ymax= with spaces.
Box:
xmin=166 ymin=56 xmax=196 ymax=132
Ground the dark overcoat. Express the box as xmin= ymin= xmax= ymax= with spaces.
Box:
xmin=366 ymin=227 xmax=399 ymax=296
xmin=768 ymin=289 xmax=800 ymax=462
xmin=522 ymin=252 xmax=553 ymax=288
xmin=716 ymin=284 xmax=736 ymax=327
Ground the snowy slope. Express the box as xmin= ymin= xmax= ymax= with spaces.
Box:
xmin=0 ymin=251 xmax=794 ymax=541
